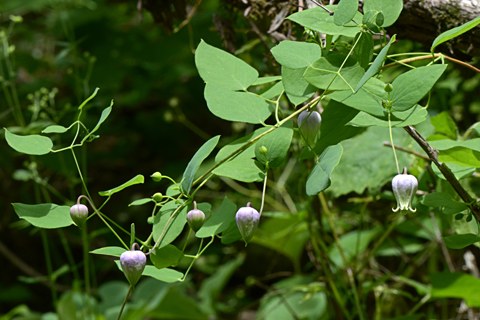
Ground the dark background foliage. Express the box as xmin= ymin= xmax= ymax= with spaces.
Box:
xmin=2 ymin=0 xmax=480 ymax=317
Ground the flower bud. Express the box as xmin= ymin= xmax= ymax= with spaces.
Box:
xmin=298 ymin=110 xmax=321 ymax=147
xmin=187 ymin=201 xmax=205 ymax=232
xmin=151 ymin=172 xmax=162 ymax=182
xmin=235 ymin=202 xmax=260 ymax=245
xmin=384 ymin=83 xmax=393 ymax=93
xmin=152 ymin=192 xmax=163 ymax=202
xmin=259 ymin=146 xmax=268 ymax=154
xmin=392 ymin=168 xmax=418 ymax=212
xmin=120 ymin=244 xmax=146 ymax=287
xmin=70 ymin=204 xmax=88 ymax=227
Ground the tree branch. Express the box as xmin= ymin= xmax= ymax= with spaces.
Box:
xmin=403 ymin=125 xmax=480 ymax=222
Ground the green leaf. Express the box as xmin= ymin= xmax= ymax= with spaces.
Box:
xmin=81 ymin=102 xmax=113 ymax=143
xmin=129 ymin=198 xmax=154 ymax=206
xmin=90 ymin=246 xmax=126 ymax=257
xmin=42 ymin=125 xmax=69 ymax=134
xmin=115 ymin=261 xmax=183 ymax=283
xmin=430 ymin=111 xmax=457 ymax=140
xmin=213 ymin=158 xmax=265 ymax=183
xmin=329 ymin=227 xmax=381 ymax=267
xmin=306 ymin=144 xmax=343 ymax=196
xmin=287 ymin=5 xmax=363 ymax=37
xmin=431 ymin=16 xmax=480 ymax=54
xmin=431 ymin=272 xmax=480 ymax=307
xmin=301 ymin=100 xmax=360 ymax=159
xmin=259 ymin=81 xmax=284 ymax=100
xmin=271 ymin=40 xmax=321 ymax=69
xmin=181 ymin=135 xmax=220 ymax=195
xmin=196 ymin=41 xmax=273 ymax=123
xmin=153 ymin=201 xmax=188 ymax=249
xmin=419 ymin=192 xmax=468 ymax=214
xmin=391 ymin=64 xmax=447 ymax=111
xmin=430 ymin=138 xmax=480 ymax=167
xmin=204 ymin=84 xmax=273 ymax=124
xmin=150 ymin=244 xmax=184 ymax=269
xmin=215 ymin=127 xmax=269 ymax=163
xmin=12 ymin=203 xmax=73 ymax=229
xmin=99 ymin=174 xmax=144 ymax=196
xmin=329 ymin=126 xmax=412 ymax=196
xmin=251 ymin=76 xmax=282 ymax=86
xmin=195 ymin=40 xmax=258 ymax=91
xmin=198 ymin=254 xmax=245 ymax=316
xmin=334 ymin=0 xmax=359 ymax=26
xmin=196 ymin=197 xmax=237 ymax=238
xmin=331 ymin=77 xmax=387 ymax=117
xmin=363 ymin=0 xmax=403 ymax=27
xmin=252 ymin=216 xmax=310 ymax=272
xmin=258 ymin=276 xmax=327 ymax=320
xmin=255 ymin=120 xmax=294 ymax=168
xmin=282 ymin=66 xmax=317 ymax=105
xmin=348 ymin=105 xmax=428 ymax=128
xmin=78 ymin=87 xmax=100 ymax=110
xmin=353 ymin=31 xmax=374 ymax=68
xmin=5 ymin=128 xmax=53 ymax=155
xmin=304 ymin=54 xmax=364 ymax=91
xmin=148 ymin=287 xmax=209 ymax=320
xmin=443 ymin=234 xmax=480 ymax=249
xmin=354 ymin=35 xmax=395 ymax=92
xmin=432 ymin=162 xmax=474 ymax=181
xmin=221 ymin=220 xmax=243 ymax=245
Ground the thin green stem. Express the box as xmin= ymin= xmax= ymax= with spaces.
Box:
xmin=41 ymin=230 xmax=57 ymax=306
xmin=57 ymin=229 xmax=80 ymax=283
xmin=388 ymin=111 xmax=400 ymax=175
xmin=193 ymin=96 xmax=322 ymax=186
xmin=356 ymin=212 xmax=403 ymax=274
xmin=180 ymin=236 xmax=215 ymax=282
xmin=146 ymin=202 xmax=187 ymax=255
xmin=78 ymin=195 xmax=128 ymax=250
xmin=82 ymin=223 xmax=90 ymax=294
xmin=117 ymin=285 xmax=133 ymax=320
xmin=319 ymin=192 xmax=364 ymax=320
xmin=259 ymin=172 xmax=268 ymax=215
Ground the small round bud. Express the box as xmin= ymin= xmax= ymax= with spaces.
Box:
xmin=70 ymin=204 xmax=88 ymax=227
xmin=259 ymin=146 xmax=268 ymax=154
xmin=152 ymin=192 xmax=163 ymax=202
xmin=392 ymin=168 xmax=418 ymax=213
xmin=120 ymin=244 xmax=146 ymax=287
xmin=186 ymin=201 xmax=205 ymax=232
xmin=298 ymin=110 xmax=322 ymax=147
xmin=151 ymin=172 xmax=162 ymax=182
xmin=384 ymin=83 xmax=393 ymax=93
xmin=235 ymin=202 xmax=260 ymax=245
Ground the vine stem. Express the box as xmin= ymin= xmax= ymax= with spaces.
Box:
xmin=259 ymin=172 xmax=268 ymax=215
xmin=319 ymin=192 xmax=364 ymax=320
xmin=78 ymin=195 xmax=128 ymax=250
xmin=117 ymin=285 xmax=132 ymax=320
xmin=382 ymin=53 xmax=480 ymax=73
xmin=356 ymin=212 xmax=403 ymax=274
xmin=388 ymin=111 xmax=400 ymax=174
xmin=403 ymin=125 xmax=480 ymax=223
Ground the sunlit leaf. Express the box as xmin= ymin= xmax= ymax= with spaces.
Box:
xmin=5 ymin=128 xmax=52 ymax=155
xmin=99 ymin=174 xmax=144 ymax=196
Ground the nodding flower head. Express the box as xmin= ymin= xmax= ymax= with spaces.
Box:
xmin=235 ymin=202 xmax=260 ymax=246
xmin=392 ymin=168 xmax=418 ymax=213
xmin=298 ymin=110 xmax=321 ymax=147
xmin=70 ymin=204 xmax=88 ymax=227
xmin=186 ymin=201 xmax=206 ymax=232
xmin=120 ymin=244 xmax=146 ymax=287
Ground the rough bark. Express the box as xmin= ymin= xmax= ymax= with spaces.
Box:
xmin=140 ymin=0 xmax=480 ymax=57
xmin=389 ymin=0 xmax=480 ymax=58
